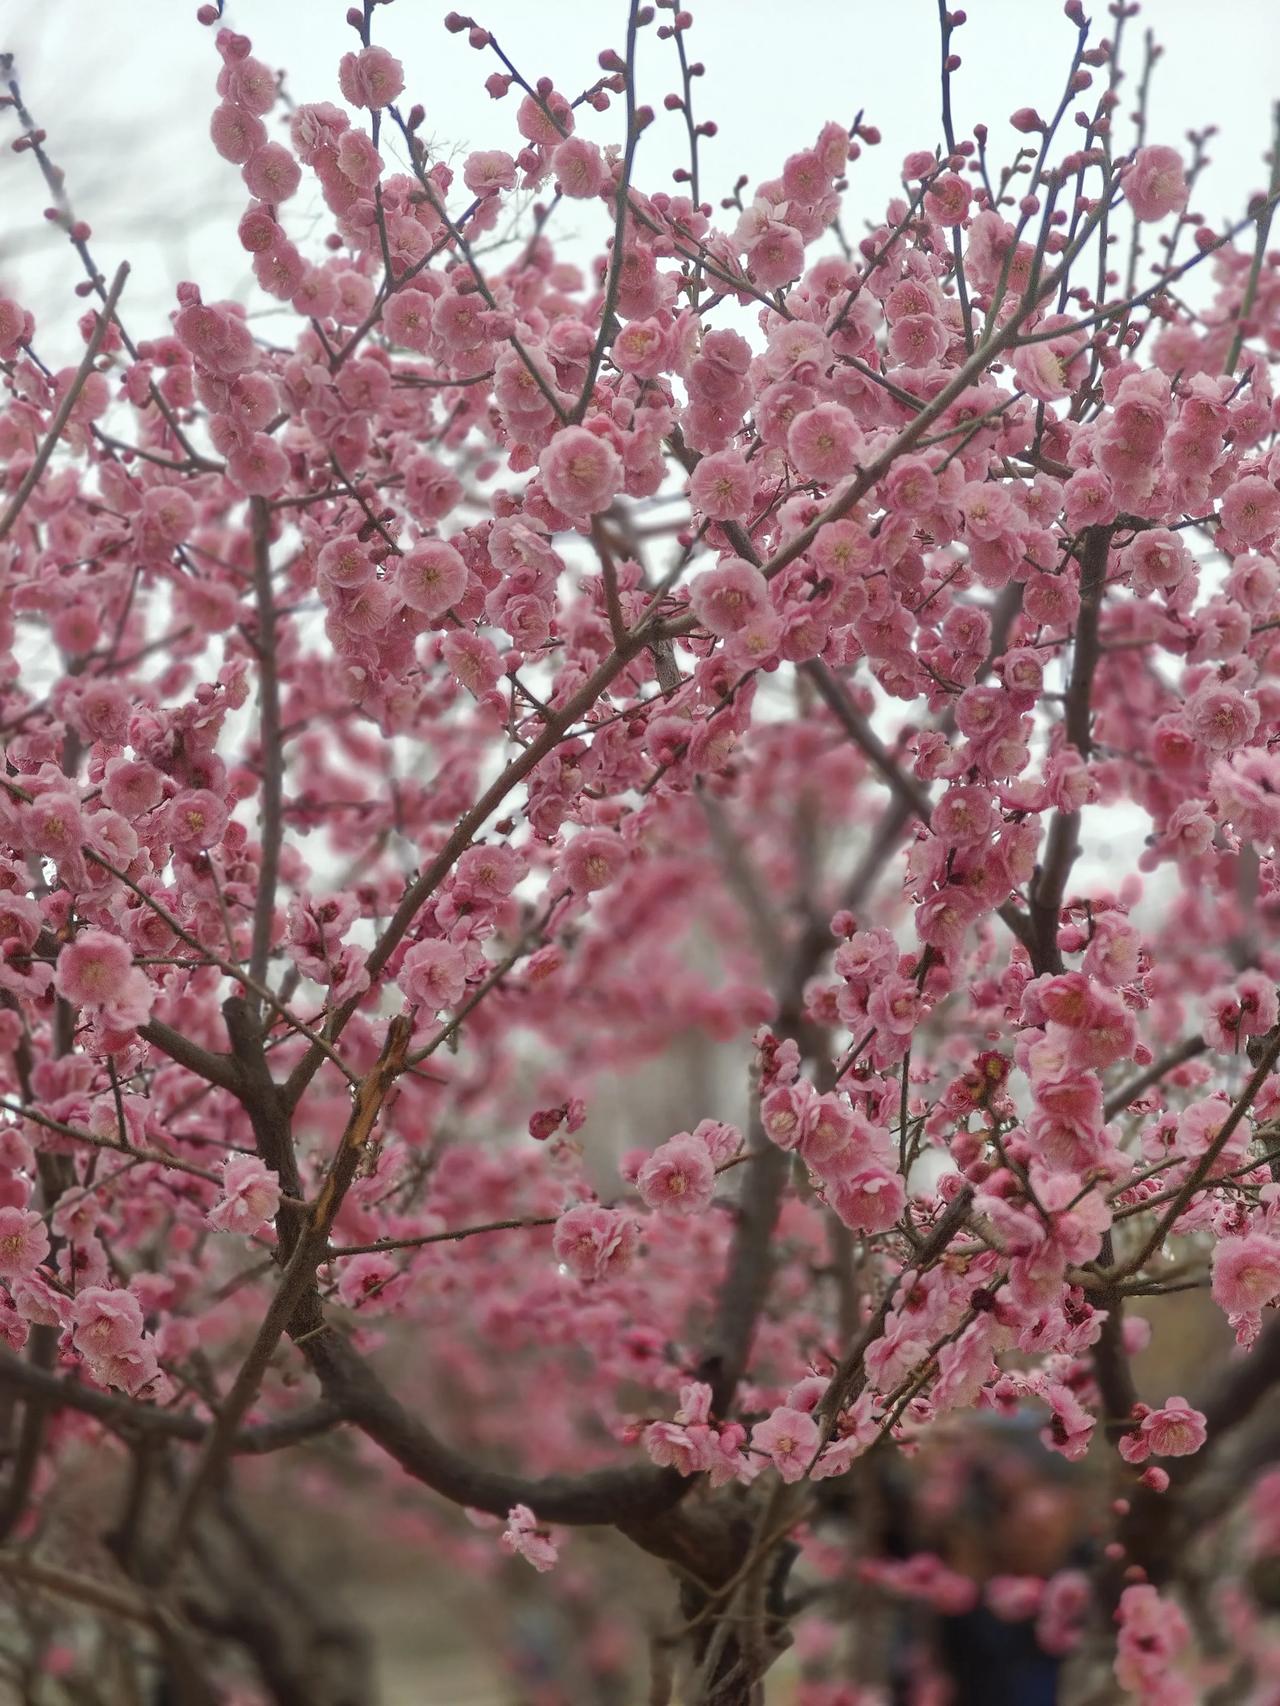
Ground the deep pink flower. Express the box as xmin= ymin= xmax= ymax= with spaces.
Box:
xmin=207 ymin=1155 xmax=281 ymax=1235
xmin=337 ymin=46 xmax=405 ymax=110
xmin=242 ymin=143 xmax=301 ymax=203
xmin=228 ymin=433 xmax=289 ymax=496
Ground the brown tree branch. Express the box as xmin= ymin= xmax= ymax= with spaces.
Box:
xmin=0 ymin=262 xmax=129 ymax=544
xmin=0 ymin=1350 xmax=342 ymax=1453
xmin=247 ymin=497 xmax=284 ymax=1002
xmin=1026 ymin=524 xmax=1111 ymax=974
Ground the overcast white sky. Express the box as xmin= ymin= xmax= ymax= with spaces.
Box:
xmin=3 ymin=0 xmax=1278 ymax=359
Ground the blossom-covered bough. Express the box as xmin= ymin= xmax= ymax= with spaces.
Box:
xmin=1 ymin=0 xmax=1280 ymax=1699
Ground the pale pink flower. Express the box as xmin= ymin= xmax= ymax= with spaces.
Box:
xmin=207 ymin=1155 xmax=282 ymax=1235
xmin=94 ymin=1342 xmax=169 ymax=1401
xmin=689 ymin=450 xmax=753 ymax=521
xmin=462 ymin=149 xmax=518 ymax=196
xmin=538 ymin=426 xmax=623 ymax=520
xmin=0 ymin=1208 xmax=49 ymax=1279
xmin=54 ymin=931 xmax=154 ymax=1029
xmin=1114 ymin=1583 xmax=1190 ymax=1698
xmin=317 ymin=536 xmax=374 ymax=590
xmin=1012 ymin=316 xmax=1087 ymax=401
xmin=552 ymin=1205 xmax=638 ymax=1282
xmin=399 ymin=938 xmax=468 ymax=1013
xmin=24 ymin=792 xmax=84 ymax=867
xmin=689 ymin=558 xmax=769 ymax=635
xmin=688 ymin=1119 xmax=742 ymax=1164
xmin=1081 ymin=914 xmax=1142 ymax=988
xmin=1041 ymin=1381 xmax=1095 ymax=1460
xmin=1118 ymin=1396 xmax=1207 ymax=1464
xmin=612 ymin=317 xmax=668 ymax=378
xmin=828 ymin=1167 xmax=906 ymax=1235
xmin=167 ymin=789 xmax=229 ymax=851
xmin=637 ymin=1135 xmax=716 ymax=1216
xmin=751 ymin=1405 xmax=820 ymax=1482
xmin=1212 ymin=1231 xmax=1280 ymax=1316
xmin=787 ymin=402 xmax=862 ymax=483
xmin=746 ymin=220 xmax=804 ymax=289
xmin=384 ymin=288 xmax=434 ymax=351
xmin=552 ymin=137 xmax=608 ymax=199
xmin=500 ymin=1504 xmax=558 ymax=1572
xmin=1185 ymin=684 xmax=1260 ymax=753
xmin=644 ymin=1419 xmax=714 ymax=1475
xmin=398 ymin=540 xmax=468 ymax=620
xmin=1124 ymin=145 xmax=1189 ymax=223
xmin=1221 ymin=474 xmax=1280 ymax=545
xmin=867 ymin=975 xmax=922 ymax=1037
xmin=228 ymin=433 xmax=289 ymax=497
xmin=761 ymin=1082 xmax=814 ymax=1150
xmin=70 ymin=1286 xmax=146 ymax=1362
xmin=561 ymin=829 xmax=625 ymax=893
xmin=335 ymin=130 xmax=382 ymax=189
xmin=454 ymin=844 xmax=522 ymax=904
xmin=987 ymin=1576 xmax=1045 ymax=1621
xmin=442 ymin=631 xmax=502 ymax=696
xmin=925 ymin=171 xmax=970 ymax=225
xmin=674 ymin=1382 xmax=714 ymax=1426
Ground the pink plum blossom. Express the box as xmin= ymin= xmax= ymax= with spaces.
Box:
xmin=552 ymin=1205 xmax=638 ymax=1282
xmin=337 ymin=46 xmax=404 ymax=110
xmin=751 ymin=1405 xmax=820 ymax=1482
xmin=538 ymin=427 xmax=623 ymax=520
xmin=54 ymin=931 xmax=153 ymax=1029
xmin=637 ymin=1135 xmax=716 ymax=1216
xmin=398 ymin=939 xmax=468 ymax=1012
xmin=1124 ymin=145 xmax=1189 ymax=222
xmin=0 ymin=1208 xmax=49 ymax=1279
xmin=207 ymin=1155 xmax=282 ymax=1235
xmin=500 ymin=1504 xmax=559 ymax=1572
